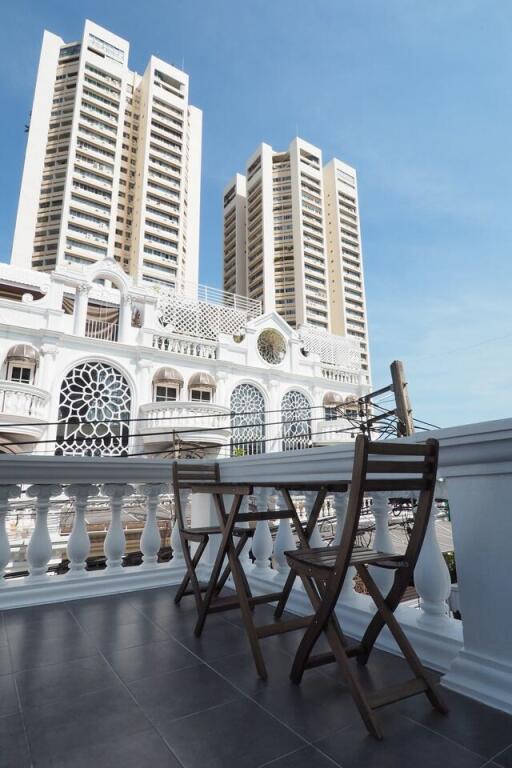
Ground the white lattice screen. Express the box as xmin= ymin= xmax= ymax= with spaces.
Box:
xmin=155 ymin=286 xmax=260 ymax=341
xmin=298 ymin=325 xmax=361 ymax=372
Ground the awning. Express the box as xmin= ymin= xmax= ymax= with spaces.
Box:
xmin=6 ymin=344 xmax=39 ymax=363
xmin=323 ymin=391 xmax=345 ymax=407
xmin=188 ymin=372 xmax=216 ymax=390
xmin=153 ymin=367 xmax=184 ymax=386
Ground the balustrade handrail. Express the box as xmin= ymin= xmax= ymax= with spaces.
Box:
xmin=139 ymin=400 xmax=231 ymax=417
xmin=0 ymin=380 xmax=50 ymax=401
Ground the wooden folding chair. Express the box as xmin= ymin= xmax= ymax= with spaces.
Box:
xmin=285 ymin=435 xmax=448 ymax=740
xmin=172 ymin=461 xmax=254 ymax=614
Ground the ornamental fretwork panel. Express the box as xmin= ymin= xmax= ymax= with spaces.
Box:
xmin=281 ymin=390 xmax=312 ymax=451
xmin=298 ymin=324 xmax=361 ymax=372
xmin=55 ymin=362 xmax=131 ymax=457
xmin=230 ymin=383 xmax=265 ymax=456
xmin=155 ymin=285 xmax=260 ymax=341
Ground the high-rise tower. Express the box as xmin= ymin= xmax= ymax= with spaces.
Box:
xmin=223 ymin=138 xmax=369 ymax=373
xmin=11 ymin=20 xmax=202 ymax=290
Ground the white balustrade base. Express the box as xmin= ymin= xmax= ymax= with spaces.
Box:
xmin=0 ymin=560 xmax=186 ymax=610
xmin=442 ymin=650 xmax=512 ymax=716
xmin=196 ymin=561 xmax=463 ymax=674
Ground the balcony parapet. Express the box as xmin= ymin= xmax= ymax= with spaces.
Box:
xmin=138 ymin=401 xmax=231 ymax=446
xmin=152 ymin=331 xmax=217 ymax=359
xmin=321 ymin=364 xmax=362 ymax=385
xmin=0 ymin=381 xmax=50 ymax=439
xmin=312 ymin=418 xmax=356 ymax=444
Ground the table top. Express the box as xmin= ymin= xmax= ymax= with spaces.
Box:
xmin=184 ymin=480 xmax=349 ymax=494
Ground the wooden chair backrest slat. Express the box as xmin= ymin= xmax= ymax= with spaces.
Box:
xmin=172 ymin=461 xmax=220 ymax=532
xmin=329 ymin=435 xmax=439 ymax=602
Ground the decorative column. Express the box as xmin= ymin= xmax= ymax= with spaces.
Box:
xmin=73 ymin=284 xmax=89 ymax=336
xmin=0 ymin=485 xmax=21 ymax=583
xmin=414 ymin=488 xmax=451 ymax=622
xmin=26 ymin=484 xmax=61 ymax=578
xmin=102 ymin=484 xmax=134 ymax=570
xmin=65 ymin=484 xmax=98 ymax=575
xmin=140 ymin=483 xmax=168 ymax=568
xmin=118 ymin=293 xmax=133 ymax=344
xmin=267 ymin=379 xmax=282 ymax=453
xmin=215 ymin=371 xmax=228 ymax=406
xmin=37 ymin=343 xmax=58 ymax=391
xmin=369 ymin=492 xmax=395 ymax=594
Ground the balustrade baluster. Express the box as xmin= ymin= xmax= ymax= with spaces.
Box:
xmin=102 ymin=484 xmax=134 ymax=570
xmin=252 ymin=488 xmax=273 ymax=571
xmin=414 ymin=487 xmax=452 ymax=621
xmin=26 ymin=484 xmax=61 ymax=578
xmin=170 ymin=489 xmax=187 ymax=561
xmin=65 ymin=484 xmax=98 ymax=575
xmin=140 ymin=483 xmax=168 ymax=567
xmin=369 ymin=492 xmax=395 ymax=594
xmin=0 ymin=485 xmax=21 ymax=583
xmin=332 ymin=491 xmax=357 ymax=601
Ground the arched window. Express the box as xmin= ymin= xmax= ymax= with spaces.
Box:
xmin=55 ymin=362 xmax=131 ymax=456
xmin=230 ymin=383 xmax=265 ymax=456
xmin=281 ymin=390 xmax=311 ymax=451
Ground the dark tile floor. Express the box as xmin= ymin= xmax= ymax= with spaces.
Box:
xmin=0 ymin=587 xmax=511 ymax=768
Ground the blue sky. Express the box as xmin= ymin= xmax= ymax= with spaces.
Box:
xmin=0 ymin=0 xmax=510 ymax=428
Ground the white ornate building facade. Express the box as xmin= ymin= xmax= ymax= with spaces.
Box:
xmin=0 ymin=258 xmax=370 ymax=458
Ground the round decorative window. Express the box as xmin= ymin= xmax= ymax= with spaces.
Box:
xmin=257 ymin=329 xmax=287 ymax=365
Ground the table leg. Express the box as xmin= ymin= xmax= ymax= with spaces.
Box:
xmin=194 ymin=493 xmax=243 ymax=637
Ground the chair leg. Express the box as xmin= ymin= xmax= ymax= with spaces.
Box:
xmin=356 ymin=568 xmax=408 ymax=665
xmin=274 ymin=568 xmax=296 ymax=619
xmin=216 ymin=532 xmax=253 ymax=599
xmin=227 ymin=539 xmax=268 ymax=680
xmin=194 ymin=493 xmax=244 ymax=637
xmin=291 ymin=571 xmax=384 ymax=739
xmin=290 ymin=573 xmax=333 ymax=683
xmin=275 ymin=488 xmax=327 ymax=620
xmin=323 ymin=616 xmax=384 ymax=740
xmin=357 ymin=565 xmax=448 ymax=715
xmin=176 ymin=536 xmax=209 ymax=614
xmin=174 ymin=536 xmax=208 ymax=605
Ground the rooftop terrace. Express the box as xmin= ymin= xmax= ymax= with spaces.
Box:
xmin=2 ymin=586 xmax=512 ymax=768
xmin=1 ymin=417 xmax=512 ymax=766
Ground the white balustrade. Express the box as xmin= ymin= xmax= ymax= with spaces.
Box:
xmin=0 ymin=485 xmax=21 ymax=582
xmin=0 ymin=381 xmax=49 ymax=419
xmin=26 ymin=484 xmax=61 ymax=578
xmin=65 ymin=484 xmax=98 ymax=574
xmin=4 ymin=418 xmax=512 ymax=718
xmin=102 ymin=483 xmax=134 ymax=570
xmin=152 ymin=333 xmax=217 ymax=359
xmin=140 ymin=483 xmax=168 ymax=567
xmin=139 ymin=401 xmax=230 ymax=433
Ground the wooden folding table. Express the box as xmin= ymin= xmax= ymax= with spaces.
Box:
xmin=184 ymin=479 xmax=348 ymax=679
